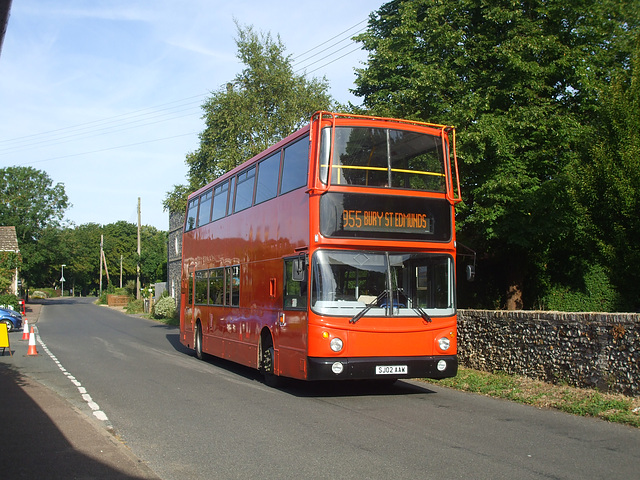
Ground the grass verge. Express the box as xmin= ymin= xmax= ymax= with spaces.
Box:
xmin=426 ymin=367 xmax=640 ymax=428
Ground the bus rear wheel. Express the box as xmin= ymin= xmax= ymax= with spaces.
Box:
xmin=195 ymin=323 xmax=203 ymax=360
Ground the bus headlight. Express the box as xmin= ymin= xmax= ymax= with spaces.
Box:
xmin=330 ymin=337 xmax=344 ymax=352
xmin=438 ymin=337 xmax=451 ymax=351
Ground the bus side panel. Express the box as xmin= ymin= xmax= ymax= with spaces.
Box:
xmin=183 ymin=187 xmax=310 ymax=376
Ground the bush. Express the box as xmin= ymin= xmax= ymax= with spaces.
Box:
xmin=124 ymin=280 xmax=136 ymax=296
xmin=97 ymin=290 xmax=108 ymax=305
xmin=538 ymin=264 xmax=620 ymax=312
xmin=32 ymin=287 xmax=58 ymax=298
xmin=0 ymin=294 xmax=19 ymax=310
xmin=126 ymin=298 xmax=144 ymax=314
xmin=153 ymin=296 xmax=176 ymax=319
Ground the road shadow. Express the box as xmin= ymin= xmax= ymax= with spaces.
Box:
xmin=279 ymin=377 xmax=437 ymax=398
xmin=0 ymin=364 xmax=159 ymax=479
xmin=164 ymin=331 xmax=192 ymax=355
xmin=167 ymin=337 xmax=437 ymax=398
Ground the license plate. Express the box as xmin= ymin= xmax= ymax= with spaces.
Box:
xmin=376 ymin=365 xmax=407 ymax=375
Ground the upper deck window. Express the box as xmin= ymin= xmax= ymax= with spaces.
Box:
xmin=255 ymin=152 xmax=281 ymax=205
xmin=197 ymin=189 xmax=212 ymax=227
xmin=211 ymin=180 xmax=229 ymax=221
xmin=234 ymin=166 xmax=256 ymax=213
xmin=280 ymin=136 xmax=309 ymax=195
xmin=186 ymin=198 xmax=199 ymax=231
xmin=328 ymin=127 xmax=446 ymax=192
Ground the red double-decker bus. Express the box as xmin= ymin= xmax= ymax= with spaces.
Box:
xmin=180 ymin=111 xmax=462 ymax=385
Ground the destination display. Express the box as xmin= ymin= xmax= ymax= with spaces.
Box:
xmin=320 ymin=192 xmax=451 ymax=241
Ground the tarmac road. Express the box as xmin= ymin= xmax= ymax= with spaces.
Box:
xmin=0 ymin=300 xmax=161 ymax=479
xmin=2 ymin=298 xmax=640 ymax=480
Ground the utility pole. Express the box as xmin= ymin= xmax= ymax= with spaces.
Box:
xmin=99 ymin=235 xmax=104 ymax=296
xmin=136 ymin=197 xmax=141 ymax=300
xmin=102 ymin=249 xmax=110 ymax=285
xmin=120 ymin=254 xmax=123 ymax=288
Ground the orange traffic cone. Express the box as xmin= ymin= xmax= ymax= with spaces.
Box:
xmin=27 ymin=327 xmax=38 ymax=356
xmin=21 ymin=319 xmax=29 ymax=340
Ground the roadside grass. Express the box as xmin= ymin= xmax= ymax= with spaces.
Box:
xmin=154 ymin=315 xmax=179 ymax=327
xmin=427 ymin=367 xmax=640 ymax=428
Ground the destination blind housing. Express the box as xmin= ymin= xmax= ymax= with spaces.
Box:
xmin=319 ymin=192 xmax=451 ymax=241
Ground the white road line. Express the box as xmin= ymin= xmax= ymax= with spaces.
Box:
xmin=34 ymin=326 xmax=111 ymax=424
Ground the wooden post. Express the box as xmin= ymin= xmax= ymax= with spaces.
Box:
xmin=136 ymin=197 xmax=141 ymax=300
xmin=99 ymin=235 xmax=104 ymax=296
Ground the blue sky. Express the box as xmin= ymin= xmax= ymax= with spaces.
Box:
xmin=0 ymin=0 xmax=383 ymax=230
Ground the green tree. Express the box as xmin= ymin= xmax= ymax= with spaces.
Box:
xmin=101 ymin=221 xmax=167 ymax=290
xmin=569 ymin=33 xmax=640 ymax=310
xmin=62 ymin=223 xmax=103 ymax=295
xmin=164 ymin=22 xmax=333 ymax=213
xmin=25 ymin=226 xmax=67 ymax=289
xmin=140 ymin=225 xmax=167 ymax=285
xmin=0 ymin=166 xmax=70 ymax=291
xmin=0 ymin=251 xmax=21 ymax=294
xmin=353 ymin=0 xmax=639 ymax=309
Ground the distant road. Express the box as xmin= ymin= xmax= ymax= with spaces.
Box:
xmin=11 ymin=298 xmax=640 ymax=479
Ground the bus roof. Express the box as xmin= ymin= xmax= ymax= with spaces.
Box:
xmin=188 ymin=111 xmax=457 ymax=200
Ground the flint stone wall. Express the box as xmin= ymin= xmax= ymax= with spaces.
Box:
xmin=457 ymin=310 xmax=640 ymax=397
xmin=167 ymin=211 xmax=184 ymax=312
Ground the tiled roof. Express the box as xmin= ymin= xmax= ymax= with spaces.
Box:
xmin=0 ymin=226 xmax=19 ymax=252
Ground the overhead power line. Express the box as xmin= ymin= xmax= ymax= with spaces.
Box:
xmin=292 ymin=20 xmax=367 ymax=74
xmin=0 ymin=17 xmax=371 ymax=164
xmin=20 ymin=132 xmax=200 ymax=166
xmin=292 ymin=19 xmax=366 ymax=62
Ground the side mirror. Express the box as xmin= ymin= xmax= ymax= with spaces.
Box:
xmin=292 ymin=257 xmax=306 ymax=282
xmin=466 ymin=264 xmax=476 ymax=282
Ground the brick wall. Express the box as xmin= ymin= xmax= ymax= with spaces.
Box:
xmin=457 ymin=310 xmax=640 ymax=397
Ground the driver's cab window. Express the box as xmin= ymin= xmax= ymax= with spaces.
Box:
xmin=284 ymin=257 xmax=307 ymax=309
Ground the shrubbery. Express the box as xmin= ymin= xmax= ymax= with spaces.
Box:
xmin=538 ymin=265 xmax=620 ymax=312
xmin=0 ymin=294 xmax=19 ymax=310
xmin=153 ymin=296 xmax=176 ymax=319
xmin=126 ymin=298 xmax=144 ymax=314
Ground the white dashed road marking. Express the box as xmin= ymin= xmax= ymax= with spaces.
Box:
xmin=34 ymin=326 xmax=111 ymax=424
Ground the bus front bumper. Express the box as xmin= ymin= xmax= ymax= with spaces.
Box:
xmin=307 ymin=355 xmax=457 ymax=381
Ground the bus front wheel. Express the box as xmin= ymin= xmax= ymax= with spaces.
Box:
xmin=260 ymin=336 xmax=282 ymax=387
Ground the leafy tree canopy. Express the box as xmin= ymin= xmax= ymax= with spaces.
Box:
xmin=0 ymin=166 xmax=69 ymax=243
xmin=0 ymin=166 xmax=70 ymax=287
xmin=164 ymin=22 xmax=334 ymax=213
xmin=569 ymin=33 xmax=640 ymax=309
xmin=25 ymin=221 xmax=167 ymax=296
xmin=353 ymin=0 xmax=639 ymax=309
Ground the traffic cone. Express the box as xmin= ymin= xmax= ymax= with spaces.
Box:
xmin=21 ymin=319 xmax=29 ymax=340
xmin=27 ymin=327 xmax=38 ymax=356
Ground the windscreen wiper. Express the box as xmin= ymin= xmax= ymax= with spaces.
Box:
xmin=350 ymin=291 xmax=387 ymax=324
xmin=413 ymin=306 xmax=432 ymax=323
xmin=395 ymin=287 xmax=432 ymax=323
